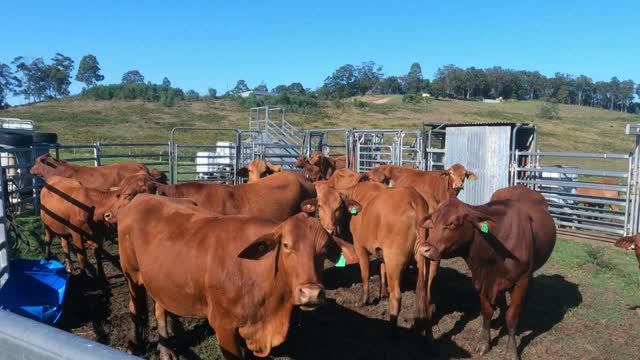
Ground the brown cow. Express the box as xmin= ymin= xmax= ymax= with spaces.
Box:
xmin=39 ymin=172 xmax=156 ymax=278
xmin=367 ymin=163 xmax=477 ymax=204
xmin=576 ymin=178 xmax=622 ymax=211
xmin=302 ymin=181 xmax=434 ymax=335
xmin=117 ymin=197 xmax=339 ymax=359
xmin=330 ymin=155 xmax=347 ymax=170
xmin=615 ymin=234 xmax=640 ymax=268
xmin=419 ymin=185 xmax=556 ymax=360
xmin=325 ymin=168 xmax=369 ymax=189
xmin=30 ymin=153 xmax=167 ymax=191
xmin=236 ymin=159 xmax=283 ymax=183
xmin=144 ymin=171 xmax=315 ymax=224
xmin=294 ymin=155 xmax=325 ymax=182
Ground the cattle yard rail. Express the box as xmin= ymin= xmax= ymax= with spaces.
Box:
xmin=1 ymin=118 xmax=640 ymax=243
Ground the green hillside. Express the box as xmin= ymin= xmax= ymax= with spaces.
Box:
xmin=1 ymin=96 xmax=638 ymax=155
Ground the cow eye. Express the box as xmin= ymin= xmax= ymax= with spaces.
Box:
xmin=283 ymin=242 xmax=290 ymax=250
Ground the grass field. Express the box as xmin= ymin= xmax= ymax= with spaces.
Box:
xmin=2 ymin=96 xmax=638 ymax=154
xmin=7 ymin=216 xmax=640 ymax=359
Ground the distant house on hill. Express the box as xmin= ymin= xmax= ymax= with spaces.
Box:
xmin=240 ymin=90 xmax=272 ymax=98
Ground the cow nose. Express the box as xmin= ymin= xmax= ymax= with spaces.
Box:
xmin=297 ymin=284 xmax=325 ymax=310
xmin=103 ymin=212 xmax=113 ymax=223
xmin=323 ymin=227 xmax=335 ymax=235
xmin=420 ymin=245 xmax=441 ymax=261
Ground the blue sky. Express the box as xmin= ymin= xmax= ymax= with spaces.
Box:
xmin=2 ymin=0 xmax=638 ymax=103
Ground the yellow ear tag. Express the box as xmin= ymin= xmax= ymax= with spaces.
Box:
xmin=480 ymin=221 xmax=489 ymax=233
xmin=335 ymin=253 xmax=346 ymax=267
xmin=350 ymin=207 xmax=357 ymax=215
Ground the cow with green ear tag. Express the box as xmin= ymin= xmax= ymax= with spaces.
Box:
xmin=301 ymin=179 xmax=436 ymax=338
xmin=419 ymin=185 xmax=556 ymax=360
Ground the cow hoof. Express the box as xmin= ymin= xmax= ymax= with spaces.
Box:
xmin=476 ymin=342 xmax=491 ymax=355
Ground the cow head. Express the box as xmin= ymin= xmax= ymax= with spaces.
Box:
xmin=615 ymin=234 xmax=640 ymax=269
xmin=418 ymin=198 xmax=490 ymax=261
xmin=367 ymin=165 xmax=393 ymax=185
xmin=236 ymin=160 xmax=283 ymax=183
xmin=308 ymin=152 xmax=325 ymax=166
xmin=94 ymin=172 xmax=158 ymax=224
xmin=30 ymin=154 xmax=64 ymax=179
xmin=148 ymin=168 xmax=168 ymax=184
xmin=300 ymin=181 xmax=361 ymax=234
xmin=294 ymin=156 xmax=308 ymax=169
xmin=441 ymin=164 xmax=477 ymax=194
xmin=327 ymin=168 xmax=369 ymax=190
xmin=238 ymin=213 xmax=332 ymax=310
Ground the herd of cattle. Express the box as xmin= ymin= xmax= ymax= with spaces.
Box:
xmin=24 ymin=152 xmax=636 ymax=360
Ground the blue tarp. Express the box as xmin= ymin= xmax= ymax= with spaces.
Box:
xmin=0 ymin=259 xmax=69 ymax=325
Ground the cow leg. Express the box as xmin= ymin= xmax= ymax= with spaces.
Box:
xmin=413 ymin=254 xmax=429 ymax=339
xmin=427 ymin=259 xmax=439 ymax=317
xmin=126 ymin=279 xmax=148 ymax=355
xmin=476 ymin=294 xmax=494 ymax=355
xmin=43 ymin=226 xmax=53 ymax=260
xmin=93 ymin=247 xmax=106 ymax=281
xmin=60 ymin=235 xmax=73 ymax=273
xmin=71 ymin=233 xmax=87 ymax=277
xmin=355 ymin=246 xmax=371 ymax=306
xmin=155 ymin=303 xmax=178 ymax=360
xmin=213 ymin=327 xmax=242 ymax=360
xmin=379 ymin=262 xmax=388 ymax=299
xmin=385 ymin=256 xmax=405 ymax=334
xmin=505 ymin=275 xmax=530 ymax=360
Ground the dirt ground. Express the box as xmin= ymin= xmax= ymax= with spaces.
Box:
xmin=49 ymin=237 xmax=610 ymax=360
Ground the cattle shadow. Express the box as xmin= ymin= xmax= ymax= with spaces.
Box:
xmin=271 ymin=299 xmax=470 ymax=360
xmin=57 ymin=273 xmax=113 ymax=344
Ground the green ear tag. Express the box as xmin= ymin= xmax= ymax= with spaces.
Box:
xmin=480 ymin=221 xmax=489 ymax=233
xmin=469 ymin=178 xmax=475 ymax=183
xmin=388 ymin=182 xmax=393 ymax=188
xmin=335 ymin=253 xmax=346 ymax=267
xmin=350 ymin=207 xmax=357 ymax=215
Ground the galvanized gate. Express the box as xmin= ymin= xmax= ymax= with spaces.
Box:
xmin=169 ymin=127 xmax=244 ymax=184
xmin=352 ymin=130 xmax=401 ymax=173
xmin=514 ymin=150 xmax=635 ymax=237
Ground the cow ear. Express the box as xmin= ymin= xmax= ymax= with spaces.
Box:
xmin=419 ymin=214 xmax=433 ymax=229
xmin=301 ymin=198 xmax=318 ymax=213
xmin=267 ymin=162 xmax=283 ymax=173
xmin=236 ymin=167 xmax=250 ymax=178
xmin=344 ymin=199 xmax=362 ymax=215
xmin=615 ymin=236 xmax=637 ymax=250
xmin=466 ymin=171 xmax=478 ymax=181
xmin=440 ymin=172 xmax=451 ymax=178
xmin=468 ymin=213 xmax=492 ymax=233
xmin=238 ymin=233 xmax=281 ymax=260
xmin=327 ymin=235 xmax=358 ymax=265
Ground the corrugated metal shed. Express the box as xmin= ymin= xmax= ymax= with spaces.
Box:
xmin=445 ymin=126 xmax=511 ymax=205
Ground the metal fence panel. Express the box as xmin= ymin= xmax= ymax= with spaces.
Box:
xmin=0 ymin=170 xmax=7 ymax=287
xmin=445 ymin=126 xmax=511 ymax=205
xmin=0 ymin=311 xmax=139 ymax=360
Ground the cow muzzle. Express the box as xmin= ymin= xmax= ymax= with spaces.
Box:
xmin=296 ymin=284 xmax=326 ymax=311
xmin=103 ymin=212 xmax=116 ymax=224
xmin=419 ymin=244 xmax=442 ymax=261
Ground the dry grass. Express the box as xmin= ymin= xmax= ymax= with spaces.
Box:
xmin=2 ymin=97 xmax=638 ymax=157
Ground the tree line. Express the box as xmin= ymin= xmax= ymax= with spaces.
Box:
xmin=1 ymin=54 xmax=638 ymax=113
